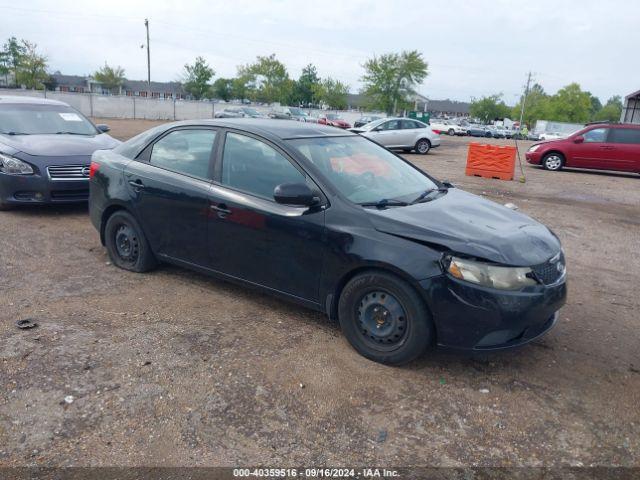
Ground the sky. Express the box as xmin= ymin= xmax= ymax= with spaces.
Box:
xmin=1 ymin=0 xmax=638 ymax=104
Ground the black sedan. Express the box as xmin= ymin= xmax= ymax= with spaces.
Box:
xmin=89 ymin=119 xmax=566 ymax=365
xmin=0 ymin=96 xmax=119 ymax=209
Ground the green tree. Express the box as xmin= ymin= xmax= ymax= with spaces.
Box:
xmin=588 ymin=93 xmax=603 ymax=120
xmin=2 ymin=37 xmax=26 ymax=87
xmin=470 ymin=94 xmax=512 ymax=123
xmin=511 ymin=83 xmax=550 ymax=127
xmin=361 ymin=50 xmax=428 ymax=114
xmin=243 ymin=54 xmax=292 ymax=104
xmin=313 ymin=77 xmax=350 ymax=109
xmin=231 ymin=72 xmax=253 ymax=102
xmin=212 ymin=78 xmax=234 ymax=101
xmin=17 ymin=41 xmax=48 ymax=89
xmin=294 ymin=64 xmax=320 ymax=106
xmin=93 ymin=62 xmax=126 ymax=94
xmin=182 ymin=57 xmax=215 ymax=100
xmin=546 ymin=83 xmax=591 ymax=123
xmin=593 ymin=95 xmax=623 ymax=122
xmin=43 ymin=73 xmax=58 ymax=91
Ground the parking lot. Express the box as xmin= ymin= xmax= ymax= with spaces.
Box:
xmin=1 ymin=119 xmax=639 ymax=467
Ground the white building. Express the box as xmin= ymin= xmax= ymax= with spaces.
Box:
xmin=621 ymin=90 xmax=640 ymax=124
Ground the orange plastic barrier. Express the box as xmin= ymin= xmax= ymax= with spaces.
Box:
xmin=465 ymin=143 xmax=516 ymax=181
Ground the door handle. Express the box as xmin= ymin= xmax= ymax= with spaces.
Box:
xmin=128 ymin=179 xmax=145 ymax=189
xmin=210 ymin=203 xmax=232 ymax=217
xmin=599 ymin=145 xmax=614 ymax=150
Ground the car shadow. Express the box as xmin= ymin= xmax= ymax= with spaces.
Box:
xmin=529 ymin=165 xmax=639 ymax=180
xmin=151 ymin=263 xmax=551 ymax=371
xmin=1 ymin=203 xmax=88 ymax=216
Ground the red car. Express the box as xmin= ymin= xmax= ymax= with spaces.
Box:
xmin=318 ymin=113 xmax=351 ymax=129
xmin=526 ymin=123 xmax=640 ymax=174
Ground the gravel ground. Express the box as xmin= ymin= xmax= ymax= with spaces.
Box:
xmin=1 ymin=119 xmax=638 ymax=467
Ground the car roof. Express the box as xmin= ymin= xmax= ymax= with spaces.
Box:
xmin=585 ymin=122 xmax=640 ymax=129
xmin=0 ymin=95 xmax=70 ymax=107
xmin=161 ymin=118 xmax=356 ymax=139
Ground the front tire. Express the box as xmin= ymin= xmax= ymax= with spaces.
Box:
xmin=104 ymin=210 xmax=157 ymax=272
xmin=338 ymin=271 xmax=434 ymax=365
xmin=447 ymin=128 xmax=455 ymax=136
xmin=0 ymin=201 xmax=14 ymax=211
xmin=542 ymin=153 xmax=564 ymax=171
xmin=414 ymin=139 xmax=431 ymax=155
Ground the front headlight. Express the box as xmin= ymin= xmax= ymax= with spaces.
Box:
xmin=445 ymin=255 xmax=537 ymax=290
xmin=0 ymin=152 xmax=34 ymax=175
xmin=528 ymin=144 xmax=541 ymax=153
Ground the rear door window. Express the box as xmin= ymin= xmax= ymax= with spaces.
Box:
xmin=381 ymin=120 xmax=401 ymax=131
xmin=149 ymin=129 xmax=217 ymax=179
xmin=401 ymin=120 xmax=420 ymax=130
xmin=608 ymin=128 xmax=640 ymax=144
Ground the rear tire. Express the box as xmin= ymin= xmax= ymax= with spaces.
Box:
xmin=104 ymin=210 xmax=157 ymax=273
xmin=414 ymin=139 xmax=431 ymax=155
xmin=542 ymin=153 xmax=564 ymax=171
xmin=338 ymin=271 xmax=434 ymax=365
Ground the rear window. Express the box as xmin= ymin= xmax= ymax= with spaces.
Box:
xmin=608 ymin=128 xmax=640 ymax=144
xmin=114 ymin=124 xmax=167 ymax=159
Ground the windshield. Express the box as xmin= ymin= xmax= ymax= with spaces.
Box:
xmin=326 ymin=113 xmax=342 ymax=120
xmin=0 ymin=104 xmax=98 ymax=135
xmin=289 ymin=107 xmax=306 ymax=116
xmin=288 ymin=136 xmax=438 ymax=204
xmin=243 ymin=108 xmax=260 ymax=115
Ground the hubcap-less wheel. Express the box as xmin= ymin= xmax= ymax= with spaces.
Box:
xmin=114 ymin=224 xmax=139 ymax=263
xmin=544 ymin=154 xmax=563 ymax=171
xmin=356 ymin=291 xmax=408 ymax=351
xmin=416 ymin=140 xmax=430 ymax=154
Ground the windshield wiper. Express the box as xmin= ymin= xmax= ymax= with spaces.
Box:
xmin=410 ymin=187 xmax=448 ymax=205
xmin=1 ymin=131 xmax=30 ymax=135
xmin=55 ymin=131 xmax=92 ymax=136
xmin=359 ymin=198 xmax=409 ymax=209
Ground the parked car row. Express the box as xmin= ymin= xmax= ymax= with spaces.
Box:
xmin=429 ymin=119 xmax=467 ymax=136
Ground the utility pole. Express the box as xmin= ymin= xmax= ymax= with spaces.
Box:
xmin=518 ymin=71 xmax=533 ymax=131
xmin=144 ymin=18 xmax=151 ymax=89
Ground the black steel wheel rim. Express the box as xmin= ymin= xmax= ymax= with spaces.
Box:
xmin=356 ymin=290 xmax=408 ymax=350
xmin=114 ymin=224 xmax=139 ymax=263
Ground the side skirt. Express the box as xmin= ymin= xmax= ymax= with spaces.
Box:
xmin=157 ymin=253 xmax=326 ymax=314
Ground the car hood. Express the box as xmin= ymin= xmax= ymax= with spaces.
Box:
xmin=0 ymin=133 xmax=120 ymax=157
xmin=366 ymin=189 xmax=561 ymax=266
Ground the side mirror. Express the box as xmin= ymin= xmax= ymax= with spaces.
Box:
xmin=573 ymin=135 xmax=584 ymax=144
xmin=442 ymin=180 xmax=455 ymax=188
xmin=96 ymin=124 xmax=110 ymax=133
xmin=274 ymin=183 xmax=319 ymax=207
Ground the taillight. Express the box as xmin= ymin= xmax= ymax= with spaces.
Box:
xmin=89 ymin=161 xmax=100 ymax=179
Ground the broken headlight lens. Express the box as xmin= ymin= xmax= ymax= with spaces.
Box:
xmin=445 ymin=255 xmax=537 ymax=290
xmin=0 ymin=152 xmax=34 ymax=175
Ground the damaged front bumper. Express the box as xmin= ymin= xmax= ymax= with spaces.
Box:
xmin=420 ymin=274 xmax=567 ymax=351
